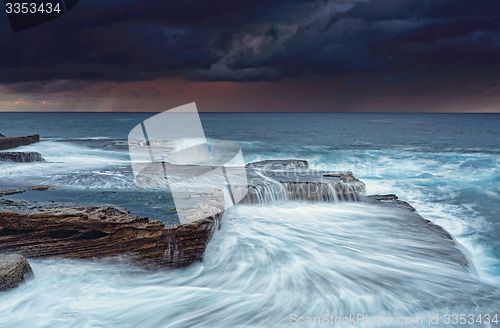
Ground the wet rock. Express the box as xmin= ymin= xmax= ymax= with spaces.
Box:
xmin=0 ymin=254 xmax=33 ymax=291
xmin=25 ymin=185 xmax=53 ymax=191
xmin=0 ymin=185 xmax=53 ymax=197
xmin=0 ymin=134 xmax=40 ymax=151
xmin=244 ymin=160 xmax=365 ymax=203
xmin=323 ymin=171 xmax=359 ymax=183
xmin=365 ymin=194 xmax=470 ymax=268
xmin=0 ymin=206 xmax=222 ymax=268
xmin=246 ymin=159 xmax=309 ymax=170
xmin=0 ymin=152 xmax=44 ymax=163
xmin=365 ymin=194 xmax=416 ymax=211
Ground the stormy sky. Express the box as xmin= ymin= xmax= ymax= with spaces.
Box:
xmin=0 ymin=0 xmax=499 ymax=112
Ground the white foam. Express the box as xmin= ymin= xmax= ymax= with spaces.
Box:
xmin=0 ymin=141 xmax=131 ymax=188
xmin=0 ymin=203 xmax=497 ymax=328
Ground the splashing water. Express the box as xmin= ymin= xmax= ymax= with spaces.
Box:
xmin=244 ymin=180 xmax=363 ymax=203
xmin=1 ymin=112 xmax=499 ymax=327
xmin=0 ymin=203 xmax=498 ymax=328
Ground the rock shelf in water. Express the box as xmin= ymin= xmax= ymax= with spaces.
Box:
xmin=243 ymin=160 xmax=365 ymax=203
xmin=0 ymin=152 xmax=44 ymax=163
xmin=0 ymin=159 xmax=469 ymax=273
xmin=0 ymin=206 xmax=222 ymax=269
xmin=0 ymin=185 xmax=53 ymax=197
xmin=0 ymin=134 xmax=40 ymax=151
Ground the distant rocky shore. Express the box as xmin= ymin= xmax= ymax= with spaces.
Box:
xmin=0 ymin=132 xmax=43 ymax=163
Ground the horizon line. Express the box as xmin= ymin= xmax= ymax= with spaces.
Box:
xmin=0 ymin=111 xmax=499 ymax=114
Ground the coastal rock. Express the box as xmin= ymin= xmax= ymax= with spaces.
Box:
xmin=365 ymin=194 xmax=470 ymax=268
xmin=0 ymin=185 xmax=53 ymax=197
xmin=0 ymin=134 xmax=40 ymax=151
xmin=365 ymin=194 xmax=416 ymax=212
xmin=244 ymin=160 xmax=365 ymax=203
xmin=365 ymin=194 xmax=456 ymax=241
xmin=0 ymin=157 xmax=470 ymax=274
xmin=0 ymin=254 xmax=33 ymax=291
xmin=0 ymin=152 xmax=44 ymax=163
xmin=0 ymin=206 xmax=222 ymax=268
xmin=246 ymin=159 xmax=309 ymax=170
xmin=0 ymin=133 xmax=4 ymax=138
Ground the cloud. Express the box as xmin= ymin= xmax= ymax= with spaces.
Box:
xmin=0 ymin=0 xmax=498 ymax=85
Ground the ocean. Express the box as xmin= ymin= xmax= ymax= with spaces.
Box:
xmin=0 ymin=112 xmax=499 ymax=327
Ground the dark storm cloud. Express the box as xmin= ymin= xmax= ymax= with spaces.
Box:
xmin=0 ymin=0 xmax=499 ymax=85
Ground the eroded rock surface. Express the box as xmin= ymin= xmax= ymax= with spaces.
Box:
xmin=0 ymin=206 xmax=221 ymax=268
xmin=0 ymin=253 xmax=33 ymax=291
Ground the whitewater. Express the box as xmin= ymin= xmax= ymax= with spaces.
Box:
xmin=0 ymin=112 xmax=499 ymax=327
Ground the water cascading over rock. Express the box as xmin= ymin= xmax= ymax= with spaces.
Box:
xmin=0 ymin=152 xmax=44 ymax=163
xmin=243 ymin=160 xmax=365 ymax=204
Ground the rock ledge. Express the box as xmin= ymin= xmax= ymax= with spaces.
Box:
xmin=0 ymin=152 xmax=44 ymax=163
xmin=0 ymin=206 xmax=221 ymax=268
xmin=0 ymin=134 xmax=40 ymax=151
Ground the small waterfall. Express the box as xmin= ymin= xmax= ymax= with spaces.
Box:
xmin=0 ymin=152 xmax=44 ymax=163
xmin=243 ymin=180 xmax=365 ymax=204
xmin=245 ymin=180 xmax=288 ymax=203
xmin=243 ymin=160 xmax=365 ymax=204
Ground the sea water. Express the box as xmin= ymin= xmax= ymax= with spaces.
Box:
xmin=0 ymin=113 xmax=499 ymax=327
